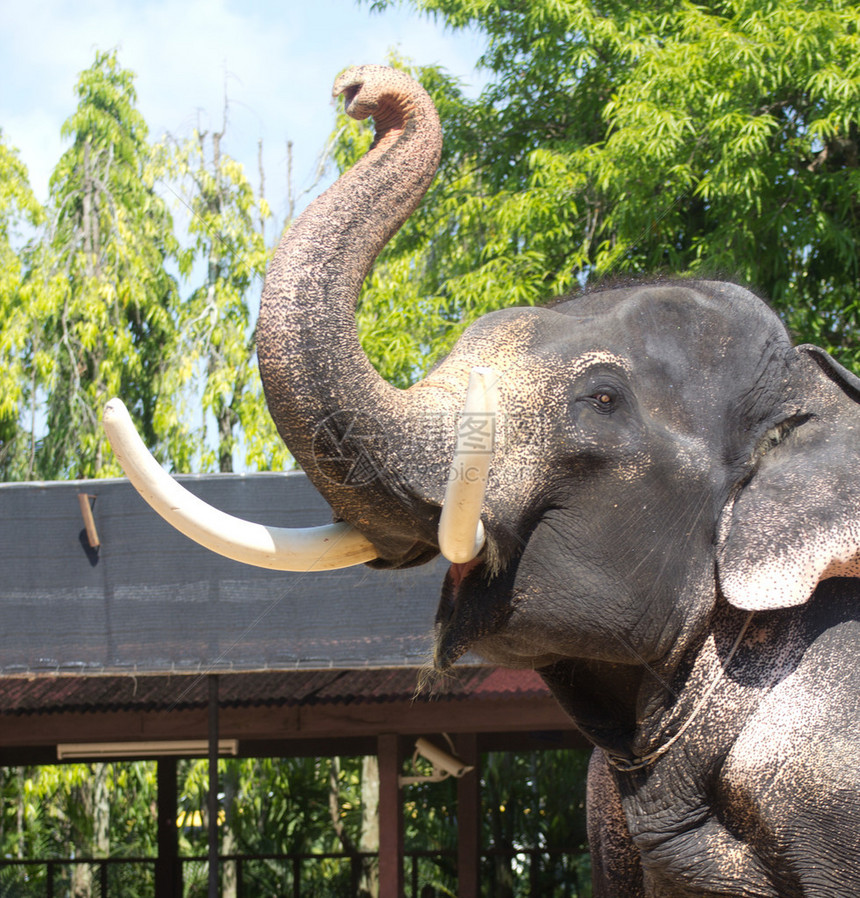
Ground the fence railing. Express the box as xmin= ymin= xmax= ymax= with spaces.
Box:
xmin=0 ymin=851 xmax=437 ymax=897
xmin=0 ymin=846 xmax=583 ymax=897
xmin=0 ymin=856 xmax=154 ymax=896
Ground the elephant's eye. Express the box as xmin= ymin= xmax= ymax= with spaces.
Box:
xmin=589 ymin=389 xmax=616 ymax=413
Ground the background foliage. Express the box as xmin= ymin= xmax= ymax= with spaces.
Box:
xmin=0 ymin=751 xmax=592 ymax=897
xmin=0 ymin=50 xmax=278 ymax=480
xmin=358 ymin=0 xmax=860 ymax=377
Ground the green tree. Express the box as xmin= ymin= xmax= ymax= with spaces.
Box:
xmin=354 ymin=0 xmax=860 ymax=375
xmin=0 ymin=135 xmax=44 ymax=479
xmin=178 ymin=755 xmax=376 ymax=895
xmin=0 ymin=762 xmax=158 ymax=896
xmin=28 ymin=49 xmax=179 ymax=479
xmin=153 ymin=123 xmax=285 ymax=474
xmin=481 ymin=750 xmax=592 ymax=897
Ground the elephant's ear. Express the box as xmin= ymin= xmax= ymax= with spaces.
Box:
xmin=718 ymin=345 xmax=860 ymax=611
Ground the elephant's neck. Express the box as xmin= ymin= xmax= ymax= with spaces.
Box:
xmin=539 ymin=658 xmax=647 ymax=756
xmin=539 ymin=602 xmax=761 ymax=762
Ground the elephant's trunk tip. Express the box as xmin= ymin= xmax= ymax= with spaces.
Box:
xmin=333 ymin=64 xmax=440 ymax=152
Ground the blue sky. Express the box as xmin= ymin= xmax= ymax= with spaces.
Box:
xmin=0 ymin=0 xmax=486 ymax=224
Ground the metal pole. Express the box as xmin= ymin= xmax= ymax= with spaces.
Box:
xmin=208 ymin=674 xmax=219 ymax=898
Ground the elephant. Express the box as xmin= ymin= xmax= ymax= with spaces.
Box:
xmin=104 ymin=66 xmax=860 ymax=896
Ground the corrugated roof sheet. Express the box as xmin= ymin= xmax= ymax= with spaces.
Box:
xmin=0 ymin=667 xmax=550 ymax=717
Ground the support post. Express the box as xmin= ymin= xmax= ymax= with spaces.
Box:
xmin=377 ymin=734 xmax=403 ymax=898
xmin=208 ymin=675 xmax=219 ymax=898
xmin=156 ymin=756 xmax=181 ymax=897
xmin=456 ymin=733 xmax=481 ymax=898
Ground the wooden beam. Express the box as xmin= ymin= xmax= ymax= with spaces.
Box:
xmin=77 ymin=492 xmax=100 ymax=549
xmin=377 ymin=734 xmax=403 ymax=898
xmin=155 ymin=757 xmax=181 ymax=897
xmin=456 ymin=732 xmax=480 ymax=898
xmin=0 ymin=695 xmax=577 ymax=750
xmin=290 ymin=695 xmax=573 ymax=738
xmin=208 ymin=676 xmax=219 ymax=898
xmin=0 ymin=728 xmax=588 ymax=769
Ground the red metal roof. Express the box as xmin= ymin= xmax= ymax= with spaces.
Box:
xmin=0 ymin=667 xmax=551 ymax=717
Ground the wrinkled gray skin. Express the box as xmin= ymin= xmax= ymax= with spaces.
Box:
xmin=257 ymin=66 xmax=860 ymax=896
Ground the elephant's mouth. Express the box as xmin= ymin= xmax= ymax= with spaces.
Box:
xmin=433 ymin=556 xmax=516 ymax=670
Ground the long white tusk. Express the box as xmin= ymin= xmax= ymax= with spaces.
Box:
xmin=102 ymin=399 xmax=378 ymax=571
xmin=438 ymin=366 xmax=498 ymax=564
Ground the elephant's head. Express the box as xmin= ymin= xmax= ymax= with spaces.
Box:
xmin=105 ymin=66 xmax=860 ymax=688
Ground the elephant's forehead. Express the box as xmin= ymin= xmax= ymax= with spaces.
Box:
xmin=553 ymin=283 xmax=785 ymax=360
xmin=458 ymin=286 xmax=784 ymax=388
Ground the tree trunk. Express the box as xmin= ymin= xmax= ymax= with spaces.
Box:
xmin=358 ymin=755 xmax=380 ymax=897
xmin=221 ymin=763 xmax=239 ymax=898
xmin=217 ymin=402 xmax=236 ymax=473
xmin=16 ymin=768 xmax=25 ymax=858
xmin=71 ymin=763 xmax=110 ymax=898
xmin=93 ymin=763 xmax=110 ymax=858
xmin=328 ymin=756 xmax=381 ymax=897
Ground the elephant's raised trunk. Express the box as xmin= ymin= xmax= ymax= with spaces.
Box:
xmin=256 ymin=66 xmax=452 ymax=565
xmin=102 ymin=66 xmax=492 ymax=572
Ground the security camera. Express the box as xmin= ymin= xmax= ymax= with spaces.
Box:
xmin=399 ymin=735 xmax=475 ymax=786
xmin=415 ymin=737 xmax=474 ymax=778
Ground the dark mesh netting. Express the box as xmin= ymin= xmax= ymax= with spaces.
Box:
xmin=0 ymin=474 xmax=444 ymax=677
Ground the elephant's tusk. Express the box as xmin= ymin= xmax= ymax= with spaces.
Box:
xmin=438 ymin=367 xmax=498 ymax=564
xmin=102 ymin=399 xmax=379 ymax=571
